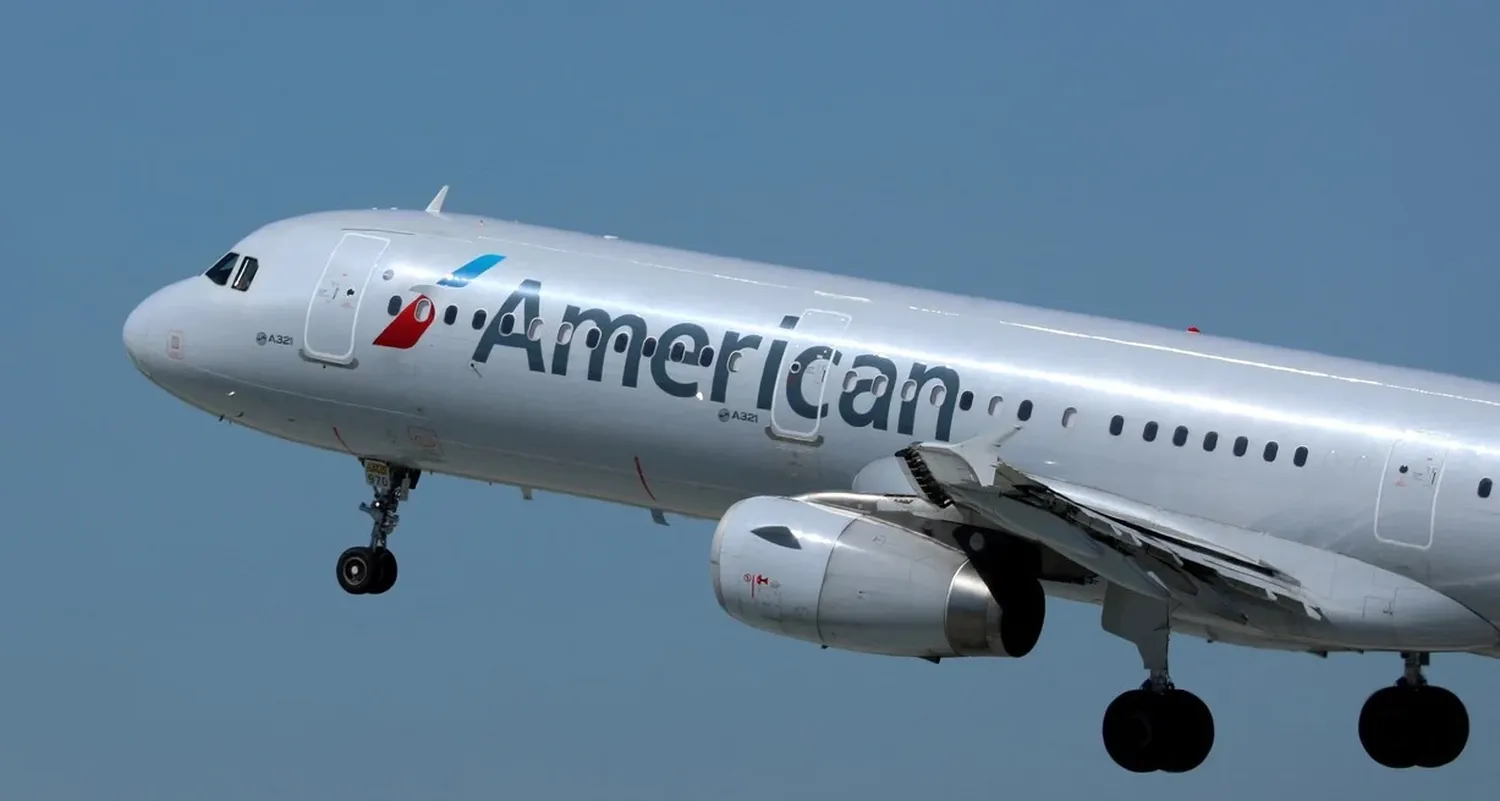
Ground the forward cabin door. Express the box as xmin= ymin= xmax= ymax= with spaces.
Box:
xmin=302 ymin=232 xmax=391 ymax=366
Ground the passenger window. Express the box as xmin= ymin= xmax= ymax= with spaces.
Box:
xmin=1143 ymin=422 xmax=1158 ymax=442
xmin=900 ymin=380 xmax=917 ymax=402
xmin=613 ymin=332 xmax=628 ymax=353
xmin=929 ymin=385 xmax=947 ymax=406
xmin=556 ymin=322 xmax=574 ymax=345
xmin=1061 ymin=407 xmax=1077 ymax=428
xmin=471 ymin=310 xmax=487 ymax=330
xmin=699 ymin=346 xmax=715 ymax=366
xmin=500 ymin=314 xmax=516 ymax=335
xmin=1018 ymin=400 xmax=1033 ymax=421
xmin=527 ymin=318 xmax=543 ymax=340
xmin=204 ymin=252 xmax=239 ymax=286
xmin=988 ymin=396 xmax=1003 ymax=416
xmin=843 ymin=371 xmax=858 ymax=392
xmin=959 ymin=391 xmax=974 ymax=411
xmin=1263 ymin=441 xmax=1278 ymax=462
xmin=443 ymin=305 xmax=458 ymax=325
xmin=1481 ymin=478 xmax=1493 ymax=499
xmin=1203 ymin=431 xmax=1218 ymax=452
xmin=387 ymin=296 xmax=402 ymax=316
xmin=669 ymin=340 xmax=686 ymax=362
xmin=1293 ymin=446 xmax=1308 ymax=467
xmin=1233 ymin=436 xmax=1248 ymax=457
xmin=1172 ymin=425 xmax=1188 ymax=447
xmin=643 ymin=337 xmax=657 ymax=357
xmin=586 ymin=328 xmax=602 ymax=349
xmin=873 ymin=375 xmax=890 ymax=397
xmin=727 ymin=350 xmax=741 ymax=372
xmin=1109 ymin=415 xmax=1124 ymax=436
xmin=230 ymin=257 xmax=259 ymax=291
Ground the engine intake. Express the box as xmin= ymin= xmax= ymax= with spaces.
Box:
xmin=709 ymin=495 xmax=1043 ymax=659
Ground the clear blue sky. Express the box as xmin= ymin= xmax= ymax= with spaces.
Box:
xmin=2 ymin=2 xmax=1496 ymax=798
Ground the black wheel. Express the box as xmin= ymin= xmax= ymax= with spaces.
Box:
xmin=336 ymin=546 xmax=379 ymax=595
xmin=1414 ymin=686 xmax=1468 ymax=769
xmin=1103 ymin=687 xmax=1214 ymax=774
xmin=1359 ymin=686 xmax=1419 ymax=769
xmin=1422 ymin=687 xmax=1470 ymax=768
xmin=1157 ymin=689 xmax=1214 ymax=773
xmin=1103 ymin=689 xmax=1162 ymax=773
xmin=367 ymin=549 xmax=399 ymax=596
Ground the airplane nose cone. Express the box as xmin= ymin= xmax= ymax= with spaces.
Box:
xmin=124 ymin=292 xmax=162 ymax=374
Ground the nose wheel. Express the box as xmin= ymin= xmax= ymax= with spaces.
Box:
xmin=337 ymin=459 xmax=418 ymax=596
xmin=337 ymin=545 xmax=399 ymax=595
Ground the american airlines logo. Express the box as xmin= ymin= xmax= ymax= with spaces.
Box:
xmin=371 ymin=254 xmax=972 ymax=443
xmin=373 ymin=254 xmax=507 ymax=350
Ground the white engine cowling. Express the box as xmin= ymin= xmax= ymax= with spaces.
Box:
xmin=709 ymin=495 xmax=1038 ymax=658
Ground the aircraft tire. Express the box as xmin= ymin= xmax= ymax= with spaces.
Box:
xmin=1102 ymin=687 xmax=1214 ymax=773
xmin=336 ymin=546 xmax=379 ymax=595
xmin=1358 ymin=683 xmax=1468 ymax=769
xmin=368 ymin=549 xmax=399 ymax=595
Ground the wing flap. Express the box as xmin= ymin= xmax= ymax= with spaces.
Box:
xmin=894 ymin=436 xmax=1325 ymax=629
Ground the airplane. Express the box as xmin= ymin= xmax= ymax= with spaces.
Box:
xmin=123 ymin=185 xmax=1498 ymax=775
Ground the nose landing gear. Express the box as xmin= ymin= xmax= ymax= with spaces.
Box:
xmin=336 ymin=459 xmax=419 ymax=596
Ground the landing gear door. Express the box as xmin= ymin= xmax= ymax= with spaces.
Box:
xmin=302 ymin=233 xmax=391 ymax=366
xmin=767 ymin=309 xmax=853 ymax=444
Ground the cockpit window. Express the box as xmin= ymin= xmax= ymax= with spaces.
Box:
xmin=204 ymin=252 xmax=239 ymax=286
xmin=231 ymin=256 xmax=259 ymax=291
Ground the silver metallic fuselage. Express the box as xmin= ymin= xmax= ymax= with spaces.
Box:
xmin=123 ymin=208 xmax=1500 ymax=651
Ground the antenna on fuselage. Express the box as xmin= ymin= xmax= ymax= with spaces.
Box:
xmin=425 ymin=185 xmax=450 ymax=214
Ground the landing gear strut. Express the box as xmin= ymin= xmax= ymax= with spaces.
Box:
xmin=336 ymin=459 xmax=420 ymax=596
xmin=1099 ymin=585 xmax=1215 ymax=773
xmin=1358 ymin=652 xmax=1469 ymax=769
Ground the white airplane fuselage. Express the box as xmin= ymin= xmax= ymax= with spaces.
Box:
xmin=124 ymin=208 xmax=1500 ymax=646
xmin=125 ymin=201 xmax=1500 ymax=771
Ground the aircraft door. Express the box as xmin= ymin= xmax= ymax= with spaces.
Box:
xmin=1373 ymin=438 xmax=1448 ymax=549
xmin=768 ymin=309 xmax=853 ymax=444
xmin=302 ymin=233 xmax=391 ymax=365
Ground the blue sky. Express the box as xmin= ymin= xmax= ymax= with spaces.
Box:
xmin=2 ymin=2 xmax=1496 ymax=798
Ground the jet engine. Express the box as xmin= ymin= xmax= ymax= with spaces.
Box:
xmin=709 ymin=495 xmax=1044 ymax=659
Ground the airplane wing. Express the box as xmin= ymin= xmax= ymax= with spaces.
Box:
xmin=855 ymin=433 xmax=1327 ymax=631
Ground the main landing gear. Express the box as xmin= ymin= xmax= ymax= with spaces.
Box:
xmin=1098 ymin=585 xmax=1215 ymax=773
xmin=336 ymin=459 xmax=421 ymax=596
xmin=1358 ymin=652 xmax=1469 ymax=769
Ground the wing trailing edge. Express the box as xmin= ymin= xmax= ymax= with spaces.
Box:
xmin=884 ymin=433 xmax=1326 ymax=630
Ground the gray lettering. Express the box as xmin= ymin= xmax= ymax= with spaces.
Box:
xmin=471 ymin=279 xmax=545 ymax=372
xmin=756 ymin=315 xmax=800 ymax=410
xmin=652 ymin=322 xmax=711 ymax=398
xmin=786 ymin=346 xmax=835 ymax=420
xmin=552 ymin=305 xmax=648 ymax=386
xmin=710 ymin=330 xmax=763 ymax=403
xmin=897 ymin=362 xmax=961 ymax=441
xmin=838 ymin=354 xmax=898 ymax=431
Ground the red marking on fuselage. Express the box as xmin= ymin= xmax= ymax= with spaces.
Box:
xmin=633 ymin=455 xmax=658 ymax=502
xmin=332 ymin=426 xmax=354 ymax=454
xmin=373 ymin=295 xmax=437 ymax=349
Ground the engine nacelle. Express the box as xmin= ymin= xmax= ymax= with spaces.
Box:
xmin=709 ymin=495 xmax=1040 ymax=658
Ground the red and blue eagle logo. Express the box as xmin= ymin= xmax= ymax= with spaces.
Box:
xmin=372 ymin=254 xmax=505 ymax=350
